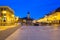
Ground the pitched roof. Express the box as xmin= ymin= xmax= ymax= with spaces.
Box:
xmin=55 ymin=7 xmax=60 ymax=12
xmin=46 ymin=7 xmax=60 ymax=16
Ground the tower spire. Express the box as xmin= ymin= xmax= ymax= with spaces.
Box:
xmin=27 ymin=12 xmax=30 ymax=19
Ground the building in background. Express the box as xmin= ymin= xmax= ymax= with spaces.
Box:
xmin=21 ymin=12 xmax=34 ymax=25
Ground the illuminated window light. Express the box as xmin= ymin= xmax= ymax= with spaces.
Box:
xmin=2 ymin=11 xmax=6 ymax=13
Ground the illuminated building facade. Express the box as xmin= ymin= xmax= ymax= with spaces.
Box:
xmin=47 ymin=7 xmax=60 ymax=23
xmin=37 ymin=7 xmax=60 ymax=24
xmin=0 ymin=6 xmax=18 ymax=26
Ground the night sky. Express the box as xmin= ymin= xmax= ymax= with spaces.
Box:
xmin=0 ymin=0 xmax=60 ymax=19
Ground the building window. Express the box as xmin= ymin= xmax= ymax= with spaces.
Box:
xmin=3 ymin=17 xmax=6 ymax=22
xmin=4 ymin=8 xmax=6 ymax=10
xmin=0 ymin=13 xmax=2 ymax=17
xmin=0 ymin=8 xmax=6 ymax=11
xmin=1 ymin=8 xmax=3 ymax=11
xmin=3 ymin=19 xmax=6 ymax=22
xmin=4 ymin=14 xmax=6 ymax=16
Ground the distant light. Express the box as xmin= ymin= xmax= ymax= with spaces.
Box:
xmin=33 ymin=20 xmax=36 ymax=23
xmin=23 ymin=20 xmax=26 ymax=22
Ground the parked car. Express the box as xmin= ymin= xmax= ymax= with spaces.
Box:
xmin=33 ymin=22 xmax=39 ymax=26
